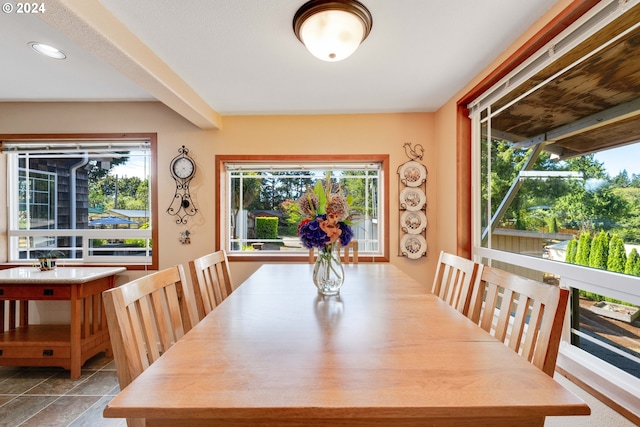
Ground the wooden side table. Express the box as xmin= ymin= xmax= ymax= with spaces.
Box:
xmin=0 ymin=266 xmax=126 ymax=378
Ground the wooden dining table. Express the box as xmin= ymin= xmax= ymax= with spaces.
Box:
xmin=104 ymin=263 xmax=590 ymax=426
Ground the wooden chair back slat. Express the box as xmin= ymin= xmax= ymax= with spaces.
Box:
xmin=308 ymin=240 xmax=359 ymax=264
xmin=103 ymin=264 xmax=197 ymax=390
xmin=341 ymin=240 xmax=359 ymax=264
xmin=468 ymin=265 xmax=569 ymax=377
xmin=188 ymin=250 xmax=234 ymax=321
xmin=431 ymin=251 xmax=482 ymax=315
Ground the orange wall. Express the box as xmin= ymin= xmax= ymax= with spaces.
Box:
xmin=0 ymin=102 xmax=436 ymax=286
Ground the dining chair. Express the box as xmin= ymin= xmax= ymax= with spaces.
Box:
xmin=430 ymin=250 xmax=482 ymax=315
xmin=103 ymin=265 xmax=198 ymax=427
xmin=308 ymin=240 xmax=359 ymax=264
xmin=188 ymin=250 xmax=234 ymax=320
xmin=341 ymin=240 xmax=358 ymax=264
xmin=467 ymin=265 xmax=569 ymax=377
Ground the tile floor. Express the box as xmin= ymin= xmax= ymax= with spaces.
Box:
xmin=0 ymin=353 xmax=125 ymax=427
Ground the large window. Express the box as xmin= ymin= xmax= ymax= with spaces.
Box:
xmin=217 ymin=155 xmax=389 ymax=261
xmin=469 ymin=0 xmax=640 ymax=419
xmin=2 ymin=134 xmax=158 ymax=269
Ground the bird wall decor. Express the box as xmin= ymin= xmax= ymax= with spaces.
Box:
xmin=403 ymin=142 xmax=424 ymax=161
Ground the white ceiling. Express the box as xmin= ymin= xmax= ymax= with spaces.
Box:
xmin=0 ymin=0 xmax=559 ymax=128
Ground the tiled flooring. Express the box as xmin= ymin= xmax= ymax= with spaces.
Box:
xmin=0 ymin=353 xmax=125 ymax=427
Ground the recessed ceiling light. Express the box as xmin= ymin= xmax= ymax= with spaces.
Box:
xmin=29 ymin=42 xmax=67 ymax=59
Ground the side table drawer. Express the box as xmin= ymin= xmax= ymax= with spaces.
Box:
xmin=0 ymin=286 xmax=71 ymax=300
xmin=0 ymin=344 xmax=71 ymax=359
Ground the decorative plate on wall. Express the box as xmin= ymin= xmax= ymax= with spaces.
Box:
xmin=400 ymin=187 xmax=426 ymax=211
xmin=398 ymin=161 xmax=427 ymax=187
xmin=400 ymin=234 xmax=427 ymax=259
xmin=401 ymin=211 xmax=427 ymax=234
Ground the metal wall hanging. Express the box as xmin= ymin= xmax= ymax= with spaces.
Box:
xmin=398 ymin=142 xmax=427 ymax=259
xmin=167 ymin=145 xmax=198 ymax=224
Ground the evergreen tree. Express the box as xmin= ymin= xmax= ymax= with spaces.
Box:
xmin=607 ymin=234 xmax=626 ymax=273
xmin=625 ymin=248 xmax=640 ymax=276
xmin=612 ymin=169 xmax=631 ymax=188
xmin=589 ymin=230 xmax=609 ymax=270
xmin=565 ymin=238 xmax=578 ymax=264
xmin=575 ymin=232 xmax=592 ymax=266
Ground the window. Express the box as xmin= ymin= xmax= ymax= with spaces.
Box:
xmin=2 ymin=134 xmax=158 ymax=270
xmin=217 ymin=155 xmax=389 ymax=261
xmin=468 ymin=0 xmax=640 ymax=418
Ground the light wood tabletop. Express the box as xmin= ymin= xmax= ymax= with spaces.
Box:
xmin=104 ymin=263 xmax=589 ymax=426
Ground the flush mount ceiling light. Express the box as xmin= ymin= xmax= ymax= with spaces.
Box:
xmin=29 ymin=42 xmax=67 ymax=60
xmin=293 ymin=0 xmax=373 ymax=62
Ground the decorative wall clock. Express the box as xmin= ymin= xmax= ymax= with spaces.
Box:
xmin=167 ymin=145 xmax=198 ymax=224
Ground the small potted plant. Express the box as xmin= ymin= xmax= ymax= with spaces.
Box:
xmin=37 ymin=251 xmax=61 ymax=271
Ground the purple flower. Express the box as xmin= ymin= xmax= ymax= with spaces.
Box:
xmin=299 ymin=216 xmax=330 ymax=249
xmin=338 ymin=222 xmax=353 ymax=246
xmin=299 ymin=214 xmax=354 ymax=250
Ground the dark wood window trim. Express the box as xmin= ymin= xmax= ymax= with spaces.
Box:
xmin=215 ymin=154 xmax=390 ymax=263
xmin=0 ymin=133 xmax=158 ymax=271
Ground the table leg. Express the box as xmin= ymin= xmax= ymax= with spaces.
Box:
xmin=20 ymin=301 xmax=29 ymax=327
xmin=0 ymin=301 xmax=4 ymax=332
xmin=70 ymin=285 xmax=82 ymax=379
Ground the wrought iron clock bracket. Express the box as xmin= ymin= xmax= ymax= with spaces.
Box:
xmin=166 ymin=145 xmax=198 ymax=224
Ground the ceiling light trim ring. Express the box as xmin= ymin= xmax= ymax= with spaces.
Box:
xmin=293 ymin=0 xmax=373 ymax=44
xmin=28 ymin=41 xmax=67 ymax=60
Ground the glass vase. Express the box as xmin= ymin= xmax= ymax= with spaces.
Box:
xmin=313 ymin=243 xmax=344 ymax=296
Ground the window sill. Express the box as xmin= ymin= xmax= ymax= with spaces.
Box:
xmin=0 ymin=262 xmax=152 ymax=271
xmin=227 ymin=254 xmax=388 ymax=263
xmin=555 ymin=344 xmax=640 ymax=425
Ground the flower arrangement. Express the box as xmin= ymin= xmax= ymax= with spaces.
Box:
xmin=297 ymin=173 xmax=354 ymax=251
xmin=298 ymin=173 xmax=356 ymax=295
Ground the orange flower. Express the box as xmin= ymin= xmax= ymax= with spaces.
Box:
xmin=319 ymin=219 xmax=342 ymax=244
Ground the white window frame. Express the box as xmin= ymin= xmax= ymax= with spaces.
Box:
xmin=2 ymin=134 xmax=159 ymax=270
xmin=216 ymin=155 xmax=389 ymax=262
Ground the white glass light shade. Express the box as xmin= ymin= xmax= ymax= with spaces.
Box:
xmin=299 ymin=10 xmax=365 ymax=62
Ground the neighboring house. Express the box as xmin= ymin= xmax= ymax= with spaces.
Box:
xmin=108 ymin=209 xmax=151 ymax=228
xmin=20 ymin=157 xmax=90 ymax=258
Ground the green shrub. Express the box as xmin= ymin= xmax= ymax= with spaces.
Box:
xmin=589 ymin=230 xmax=609 ymax=270
xmin=256 ymin=217 xmax=278 ymax=240
xmin=576 ymin=232 xmax=592 ymax=266
xmin=565 ymin=238 xmax=577 ymax=263
xmin=625 ymin=248 xmax=640 ymax=276
xmin=607 ymin=234 xmax=626 ymax=273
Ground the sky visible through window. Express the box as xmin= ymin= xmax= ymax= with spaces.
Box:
xmin=109 ymin=151 xmax=149 ymax=179
xmin=593 ymin=143 xmax=640 ymax=176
